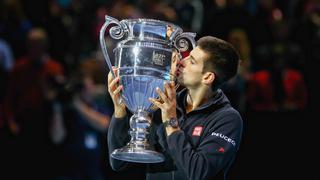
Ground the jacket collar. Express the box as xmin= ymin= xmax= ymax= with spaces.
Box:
xmin=177 ymin=88 xmax=230 ymax=113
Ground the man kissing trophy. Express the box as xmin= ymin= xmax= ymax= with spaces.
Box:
xmin=100 ymin=15 xmax=195 ymax=163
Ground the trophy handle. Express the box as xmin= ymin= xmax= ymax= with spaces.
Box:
xmin=174 ymin=32 xmax=197 ymax=53
xmin=99 ymin=15 xmax=128 ymax=78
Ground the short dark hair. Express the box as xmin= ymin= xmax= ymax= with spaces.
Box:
xmin=197 ymin=36 xmax=240 ymax=90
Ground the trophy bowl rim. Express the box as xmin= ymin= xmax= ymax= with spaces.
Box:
xmin=121 ymin=18 xmax=182 ymax=29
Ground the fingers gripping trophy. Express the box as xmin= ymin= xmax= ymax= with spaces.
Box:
xmin=100 ymin=15 xmax=196 ymax=163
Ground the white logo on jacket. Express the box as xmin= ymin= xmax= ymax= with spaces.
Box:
xmin=211 ymin=132 xmax=236 ymax=146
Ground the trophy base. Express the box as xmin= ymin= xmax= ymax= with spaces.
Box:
xmin=111 ymin=145 xmax=165 ymax=163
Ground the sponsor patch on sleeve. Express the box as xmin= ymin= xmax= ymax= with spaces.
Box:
xmin=211 ymin=132 xmax=236 ymax=146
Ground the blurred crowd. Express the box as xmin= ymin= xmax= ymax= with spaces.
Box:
xmin=1 ymin=0 xmax=319 ymax=179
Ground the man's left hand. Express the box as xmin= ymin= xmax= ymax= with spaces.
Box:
xmin=149 ymin=81 xmax=180 ymax=136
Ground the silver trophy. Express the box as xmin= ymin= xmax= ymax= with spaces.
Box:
xmin=100 ymin=15 xmax=196 ymax=163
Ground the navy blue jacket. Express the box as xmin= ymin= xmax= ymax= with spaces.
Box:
xmin=108 ymin=88 xmax=243 ymax=180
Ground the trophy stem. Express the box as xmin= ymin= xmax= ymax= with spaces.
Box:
xmin=110 ymin=109 xmax=165 ymax=163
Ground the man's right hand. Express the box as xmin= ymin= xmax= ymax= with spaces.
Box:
xmin=107 ymin=67 xmax=126 ymax=118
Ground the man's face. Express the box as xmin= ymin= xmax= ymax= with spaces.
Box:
xmin=176 ymin=46 xmax=208 ymax=88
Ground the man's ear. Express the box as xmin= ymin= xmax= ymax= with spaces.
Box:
xmin=202 ymin=72 xmax=215 ymax=85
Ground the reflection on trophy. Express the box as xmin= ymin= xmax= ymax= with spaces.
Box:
xmin=100 ymin=15 xmax=196 ymax=163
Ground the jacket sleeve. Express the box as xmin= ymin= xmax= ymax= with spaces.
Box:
xmin=107 ymin=114 xmax=131 ymax=171
xmin=167 ymin=110 xmax=243 ymax=180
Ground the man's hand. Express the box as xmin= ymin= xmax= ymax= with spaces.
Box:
xmin=149 ymin=81 xmax=180 ymax=136
xmin=107 ymin=67 xmax=126 ymax=118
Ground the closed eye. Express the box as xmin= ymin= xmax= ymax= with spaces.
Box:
xmin=189 ymin=55 xmax=196 ymax=64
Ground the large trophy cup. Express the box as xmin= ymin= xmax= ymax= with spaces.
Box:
xmin=100 ymin=15 xmax=196 ymax=163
